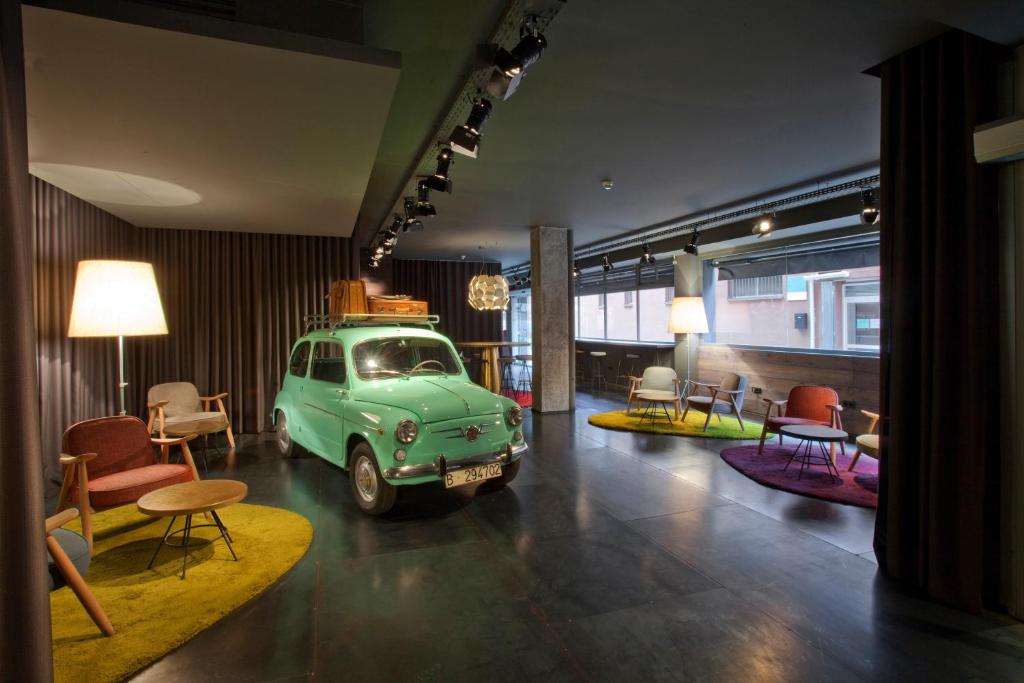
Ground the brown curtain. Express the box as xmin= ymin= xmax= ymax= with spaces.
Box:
xmin=33 ymin=177 xmax=351 ymax=488
xmin=392 ymin=259 xmax=502 ymax=343
xmin=874 ymin=30 xmax=1005 ymax=613
xmin=0 ymin=3 xmax=53 ymax=679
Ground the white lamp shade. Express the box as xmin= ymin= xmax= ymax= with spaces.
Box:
xmin=68 ymin=260 xmax=168 ymax=337
xmin=668 ymin=296 xmax=709 ymax=334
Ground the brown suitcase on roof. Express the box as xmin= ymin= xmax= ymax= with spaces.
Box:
xmin=328 ymin=280 xmax=368 ymax=317
xmin=366 ymin=297 xmax=428 ymax=316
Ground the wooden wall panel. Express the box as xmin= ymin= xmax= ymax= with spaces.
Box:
xmin=697 ymin=344 xmax=880 ymax=436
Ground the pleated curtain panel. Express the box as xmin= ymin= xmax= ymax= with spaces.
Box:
xmin=874 ymin=30 xmax=1006 ymax=614
xmin=32 ymin=177 xmax=352 ymax=489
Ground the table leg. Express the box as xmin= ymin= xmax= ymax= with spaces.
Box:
xmin=147 ymin=515 xmax=177 ymax=569
xmin=180 ymin=514 xmax=193 ymax=580
xmin=486 ymin=348 xmax=501 ymax=393
xmin=211 ymin=509 xmax=239 ymax=561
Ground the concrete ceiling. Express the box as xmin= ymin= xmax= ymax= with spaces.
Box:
xmin=22 ymin=4 xmax=400 ymax=235
xmin=378 ymin=0 xmax=1024 ymax=265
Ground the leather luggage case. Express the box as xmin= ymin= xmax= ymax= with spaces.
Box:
xmin=328 ymin=280 xmax=368 ymax=317
xmin=366 ymin=297 xmax=428 ymax=316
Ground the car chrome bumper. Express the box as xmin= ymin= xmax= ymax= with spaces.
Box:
xmin=383 ymin=442 xmax=528 ymax=480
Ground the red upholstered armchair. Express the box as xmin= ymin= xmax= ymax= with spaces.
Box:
xmin=57 ymin=416 xmax=199 ymax=554
xmin=758 ymin=385 xmax=843 ymax=454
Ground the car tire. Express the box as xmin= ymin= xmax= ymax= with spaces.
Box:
xmin=276 ymin=412 xmax=301 ymax=458
xmin=490 ymin=458 xmax=521 ymax=487
xmin=349 ymin=443 xmax=397 ymax=515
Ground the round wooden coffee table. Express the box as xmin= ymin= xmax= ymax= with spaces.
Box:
xmin=138 ymin=479 xmax=248 ymax=579
xmin=779 ymin=424 xmax=848 ymax=482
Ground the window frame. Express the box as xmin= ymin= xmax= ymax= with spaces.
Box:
xmin=574 ymin=284 xmax=675 ymax=344
xmin=309 ymin=340 xmax=348 ymax=385
xmin=288 ymin=341 xmax=312 ymax=378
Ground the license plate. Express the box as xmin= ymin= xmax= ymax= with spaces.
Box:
xmin=444 ymin=463 xmax=502 ymax=488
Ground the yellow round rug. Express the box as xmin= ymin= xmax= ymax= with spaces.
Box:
xmin=52 ymin=502 xmax=312 ymax=683
xmin=588 ymin=409 xmax=765 ymax=439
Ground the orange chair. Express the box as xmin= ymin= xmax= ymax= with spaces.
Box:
xmin=758 ymin=385 xmax=843 ymax=454
xmin=57 ymin=415 xmax=199 ymax=554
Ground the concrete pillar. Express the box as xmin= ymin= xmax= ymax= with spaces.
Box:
xmin=673 ymin=253 xmax=703 ymax=381
xmin=530 ymin=226 xmax=574 ymax=412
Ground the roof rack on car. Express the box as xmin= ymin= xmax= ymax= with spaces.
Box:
xmin=304 ymin=313 xmax=440 ymax=332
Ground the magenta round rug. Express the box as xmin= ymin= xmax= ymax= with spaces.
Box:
xmin=719 ymin=443 xmax=879 ymax=508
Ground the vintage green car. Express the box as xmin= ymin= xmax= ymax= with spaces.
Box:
xmin=272 ymin=317 xmax=527 ymax=514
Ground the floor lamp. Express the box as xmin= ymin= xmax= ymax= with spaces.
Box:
xmin=67 ymin=260 xmax=168 ymax=416
xmin=668 ymin=296 xmax=709 ymax=386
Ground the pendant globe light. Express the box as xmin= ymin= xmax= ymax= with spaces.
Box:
xmin=467 ymin=273 xmax=510 ymax=311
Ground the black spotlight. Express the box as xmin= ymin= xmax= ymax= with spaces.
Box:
xmin=449 ymin=98 xmax=492 ymax=158
xmin=487 ymin=18 xmax=547 ymax=100
xmin=640 ymin=244 xmax=656 ymax=264
xmin=402 ymin=197 xmax=423 ymax=232
xmin=752 ymin=214 xmax=774 ymax=238
xmin=602 ymin=254 xmax=613 ymax=272
xmin=415 ymin=181 xmax=436 ymax=217
xmin=572 ymin=263 xmax=581 ymax=278
xmin=683 ymin=230 xmax=700 ymax=255
xmin=861 ymin=189 xmax=880 ymax=225
xmin=421 ymin=148 xmax=454 ymax=193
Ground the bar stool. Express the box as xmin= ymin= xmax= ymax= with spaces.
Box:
xmin=590 ymin=351 xmax=607 ymax=392
xmin=617 ymin=353 xmax=640 ymax=386
xmin=514 ymin=354 xmax=533 ymax=400
xmin=575 ymin=349 xmax=587 ymax=385
xmin=498 ymin=356 xmax=517 ymax=399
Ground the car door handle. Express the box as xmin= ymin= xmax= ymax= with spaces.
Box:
xmin=337 ymin=389 xmax=349 ymax=398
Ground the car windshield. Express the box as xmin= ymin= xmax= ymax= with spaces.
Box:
xmin=353 ymin=336 xmax=462 ymax=380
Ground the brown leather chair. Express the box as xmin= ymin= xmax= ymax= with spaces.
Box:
xmin=57 ymin=415 xmax=198 ymax=554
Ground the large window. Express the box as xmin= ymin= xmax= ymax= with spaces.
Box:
xmin=573 ymin=260 xmax=675 ymax=343
xmin=708 ymin=236 xmax=880 ymax=354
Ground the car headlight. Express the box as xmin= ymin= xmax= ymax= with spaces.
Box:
xmin=395 ymin=419 xmax=418 ymax=444
xmin=507 ymin=405 xmax=524 ymax=427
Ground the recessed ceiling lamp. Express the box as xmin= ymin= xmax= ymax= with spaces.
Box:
xmin=601 ymin=179 xmax=614 ymax=191
xmin=415 ymin=181 xmax=436 ymax=217
xmin=421 ymin=147 xmax=454 ymax=193
xmin=487 ymin=15 xmax=547 ymax=100
xmin=861 ymin=189 xmax=880 ymax=225
xmin=467 ymin=274 xmax=511 ymax=311
xmin=602 ymin=254 xmax=613 ymax=272
xmin=449 ymin=97 xmax=493 ymax=158
xmin=752 ymin=214 xmax=775 ymax=238
xmin=402 ymin=197 xmax=424 ymax=232
xmin=683 ymin=229 xmax=700 ymax=255
xmin=640 ymin=244 xmax=656 ymax=264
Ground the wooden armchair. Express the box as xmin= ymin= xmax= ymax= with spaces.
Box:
xmin=758 ymin=385 xmax=843 ymax=455
xmin=682 ymin=372 xmax=750 ymax=431
xmin=626 ymin=366 xmax=683 ymax=419
xmin=147 ymin=383 xmax=235 ymax=470
xmin=58 ymin=415 xmax=199 ymax=553
xmin=848 ymin=410 xmax=880 ymax=471
xmin=47 ymin=508 xmax=113 ymax=636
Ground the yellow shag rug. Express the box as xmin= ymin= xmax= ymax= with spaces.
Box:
xmin=588 ymin=409 xmax=766 ymax=439
xmin=52 ymin=502 xmax=312 ymax=683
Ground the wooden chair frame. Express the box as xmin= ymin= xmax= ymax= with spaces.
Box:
xmin=46 ymin=508 xmax=114 ymax=636
xmin=627 ymin=375 xmax=683 ymax=420
xmin=681 ymin=380 xmax=746 ymax=431
xmin=57 ymin=433 xmax=199 ymax=554
xmin=146 ymin=390 xmax=236 ymax=449
xmin=848 ymin=410 xmax=880 ymax=471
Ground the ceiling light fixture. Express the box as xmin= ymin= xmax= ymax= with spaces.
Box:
xmin=683 ymin=229 xmax=700 ymax=255
xmin=487 ymin=15 xmax=548 ymax=100
xmin=752 ymin=214 xmax=775 ymax=238
xmin=601 ymin=179 xmax=614 ymax=191
xmin=449 ymin=97 xmax=493 ymax=158
xmin=421 ymin=147 xmax=454 ymax=193
xmin=860 ymin=188 xmax=880 ymax=225
xmin=467 ymin=274 xmax=511 ymax=311
xmin=640 ymin=243 xmax=656 ymax=264
xmin=602 ymin=254 xmax=613 ymax=272
xmin=415 ymin=181 xmax=436 ymax=217
xmin=573 ymin=263 xmax=581 ymax=278
xmin=402 ymin=197 xmax=423 ymax=232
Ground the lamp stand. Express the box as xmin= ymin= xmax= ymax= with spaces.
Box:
xmin=117 ymin=335 xmax=127 ymax=416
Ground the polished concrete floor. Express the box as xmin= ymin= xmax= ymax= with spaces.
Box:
xmin=133 ymin=391 xmax=1024 ymax=682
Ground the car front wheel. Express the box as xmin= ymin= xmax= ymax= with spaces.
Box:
xmin=349 ymin=443 xmax=396 ymax=515
xmin=277 ymin=412 xmax=300 ymax=458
